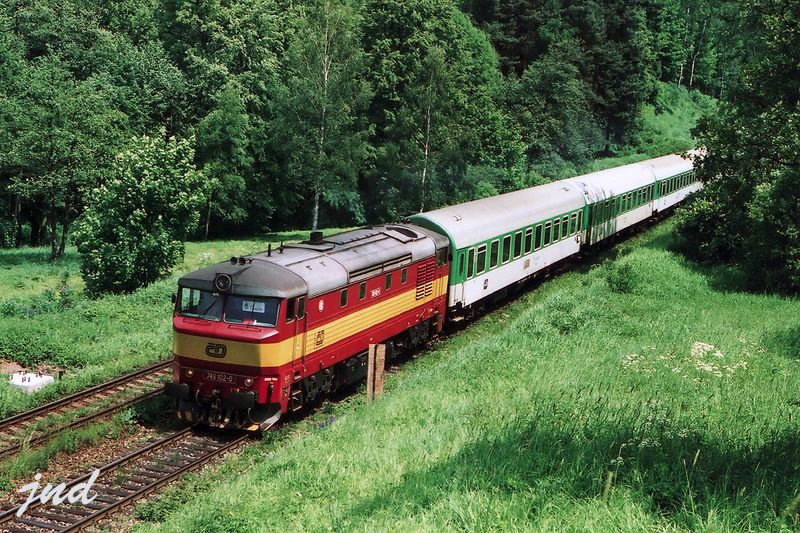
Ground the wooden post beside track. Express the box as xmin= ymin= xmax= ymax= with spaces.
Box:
xmin=367 ymin=344 xmax=386 ymax=401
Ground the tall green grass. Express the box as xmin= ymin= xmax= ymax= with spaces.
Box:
xmin=136 ymin=221 xmax=799 ymax=532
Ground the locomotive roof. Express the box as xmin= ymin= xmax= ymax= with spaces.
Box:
xmin=178 ymin=224 xmax=447 ymax=298
xmin=410 ymin=180 xmax=586 ymax=250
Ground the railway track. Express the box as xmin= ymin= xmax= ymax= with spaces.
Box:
xmin=0 ymin=425 xmax=249 ymax=532
xmin=0 ymin=361 xmax=171 ymax=461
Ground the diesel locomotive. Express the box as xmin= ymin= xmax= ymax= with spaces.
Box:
xmin=166 ymin=152 xmax=701 ymax=430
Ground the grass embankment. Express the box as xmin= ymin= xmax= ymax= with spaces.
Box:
xmin=138 ymin=221 xmax=799 ymax=532
xmin=0 ymin=231 xmax=348 ymax=419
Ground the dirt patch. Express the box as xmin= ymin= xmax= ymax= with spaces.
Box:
xmin=0 ymin=359 xmax=24 ymax=374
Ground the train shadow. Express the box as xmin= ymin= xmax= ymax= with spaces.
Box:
xmin=342 ymin=415 xmax=800 ymax=527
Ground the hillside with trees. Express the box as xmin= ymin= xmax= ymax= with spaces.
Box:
xmin=1 ymin=0 xmax=726 ymax=256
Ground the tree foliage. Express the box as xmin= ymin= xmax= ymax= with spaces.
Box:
xmin=677 ymin=0 xmax=800 ymax=293
xmin=73 ymin=133 xmax=206 ymax=296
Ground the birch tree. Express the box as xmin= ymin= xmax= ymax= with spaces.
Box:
xmin=274 ymin=0 xmax=372 ymax=230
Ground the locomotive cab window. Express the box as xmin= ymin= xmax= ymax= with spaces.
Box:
xmin=513 ymin=231 xmax=522 ymax=259
xmin=225 ymin=295 xmax=280 ymax=327
xmin=401 ymin=268 xmax=408 ymax=284
xmin=467 ymin=248 xmax=475 ymax=278
xmin=476 ymin=245 xmax=487 ymax=274
xmin=285 ymin=297 xmax=296 ymax=322
xmin=297 ymin=297 xmax=305 ymax=319
xmin=177 ymin=288 xmax=222 ymax=321
xmin=385 ymin=273 xmax=392 ymax=290
xmin=490 ymin=240 xmax=500 ymax=269
xmin=359 ymin=282 xmax=367 ymax=300
xmin=340 ymin=289 xmax=348 ymax=308
xmin=502 ymin=235 xmax=511 ymax=263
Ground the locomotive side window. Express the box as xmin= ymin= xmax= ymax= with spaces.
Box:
xmin=297 ymin=297 xmax=306 ymax=319
xmin=286 ymin=297 xmax=296 ymax=322
xmin=490 ymin=240 xmax=499 ymax=269
xmin=340 ymin=289 xmax=348 ymax=307
xmin=535 ymin=224 xmax=543 ymax=250
xmin=476 ymin=245 xmax=487 ymax=274
xmin=467 ymin=248 xmax=475 ymax=278
xmin=359 ymin=282 xmax=367 ymax=300
xmin=401 ymin=268 xmax=408 ymax=284
xmin=385 ymin=273 xmax=393 ymax=290
xmin=502 ymin=235 xmax=511 ymax=263
xmin=513 ymin=231 xmax=522 ymax=259
xmin=524 ymin=228 xmax=533 ymax=254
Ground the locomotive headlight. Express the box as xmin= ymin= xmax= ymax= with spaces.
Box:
xmin=244 ymin=378 xmax=254 ymax=386
xmin=185 ymin=369 xmax=194 ymax=378
xmin=214 ymin=273 xmax=232 ymax=292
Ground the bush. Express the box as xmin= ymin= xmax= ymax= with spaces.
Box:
xmin=606 ymin=260 xmax=636 ymax=294
xmin=73 ymin=133 xmax=206 ymax=296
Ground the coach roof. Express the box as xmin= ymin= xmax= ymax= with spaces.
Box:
xmin=410 ymin=180 xmax=586 ymax=250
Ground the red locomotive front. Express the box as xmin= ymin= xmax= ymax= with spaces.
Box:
xmin=166 ymin=226 xmax=449 ymax=431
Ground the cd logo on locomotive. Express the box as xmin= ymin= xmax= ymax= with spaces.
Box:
xmin=205 ymin=343 xmax=227 ymax=358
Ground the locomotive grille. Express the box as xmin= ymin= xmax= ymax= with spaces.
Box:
xmin=416 ymin=262 xmax=435 ymax=300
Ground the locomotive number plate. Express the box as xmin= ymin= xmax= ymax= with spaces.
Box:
xmin=203 ymin=371 xmax=236 ymax=384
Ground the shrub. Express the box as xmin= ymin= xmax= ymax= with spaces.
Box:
xmin=73 ymin=133 xmax=207 ymax=296
xmin=606 ymin=261 xmax=636 ymax=294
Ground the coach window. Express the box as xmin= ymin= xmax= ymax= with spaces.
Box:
xmin=359 ymin=282 xmax=367 ymax=300
xmin=286 ymin=297 xmax=296 ymax=322
xmin=543 ymin=221 xmax=552 ymax=246
xmin=535 ymin=224 xmax=543 ymax=250
xmin=458 ymin=253 xmax=465 ymax=278
xmin=552 ymin=218 xmax=561 ymax=243
xmin=401 ymin=268 xmax=408 ymax=284
xmin=513 ymin=231 xmax=522 ymax=259
xmin=604 ymin=201 xmax=610 ymax=221
xmin=385 ymin=273 xmax=392 ymax=290
xmin=570 ymin=213 xmax=578 ymax=235
xmin=340 ymin=288 xmax=348 ymax=308
xmin=611 ymin=198 xmax=617 ymax=216
xmin=476 ymin=245 xmax=487 ymax=274
xmin=490 ymin=239 xmax=500 ymax=269
xmin=297 ymin=297 xmax=305 ymax=319
xmin=467 ymin=248 xmax=475 ymax=279
xmin=561 ymin=216 xmax=569 ymax=239
xmin=524 ymin=228 xmax=533 ymax=254
xmin=502 ymin=235 xmax=512 ymax=263
xmin=577 ymin=211 xmax=582 ymax=230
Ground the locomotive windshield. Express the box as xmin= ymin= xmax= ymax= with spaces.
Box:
xmin=177 ymin=288 xmax=223 ymax=321
xmin=176 ymin=287 xmax=279 ymax=326
xmin=224 ymin=295 xmax=279 ymax=326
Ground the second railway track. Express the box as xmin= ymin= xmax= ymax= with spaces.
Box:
xmin=0 ymin=361 xmax=172 ymax=461
xmin=0 ymin=425 xmax=249 ymax=532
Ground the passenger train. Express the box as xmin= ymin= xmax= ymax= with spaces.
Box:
xmin=165 ymin=152 xmax=701 ymax=430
